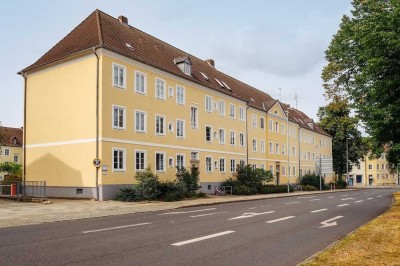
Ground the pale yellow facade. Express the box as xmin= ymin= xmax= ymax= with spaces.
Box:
xmin=24 ymin=49 xmax=333 ymax=200
xmin=349 ymin=154 xmax=398 ymax=187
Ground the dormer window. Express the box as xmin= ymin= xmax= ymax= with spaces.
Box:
xmin=174 ymin=56 xmax=192 ymax=76
xmin=12 ymin=138 xmax=17 ymax=145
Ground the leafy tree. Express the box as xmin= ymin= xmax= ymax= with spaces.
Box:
xmin=0 ymin=162 xmax=22 ymax=177
xmin=175 ymin=166 xmax=201 ymax=197
xmin=322 ymin=0 xmax=400 ymax=166
xmin=317 ymin=96 xmax=367 ymax=177
xmin=135 ymin=167 xmax=160 ymax=200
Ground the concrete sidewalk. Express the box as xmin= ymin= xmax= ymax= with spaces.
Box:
xmin=0 ymin=190 xmax=351 ymax=228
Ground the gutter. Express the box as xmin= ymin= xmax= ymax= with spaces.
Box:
xmin=22 ymin=72 xmax=27 ymax=194
xmin=93 ymin=47 xmax=100 ymax=201
xmin=246 ymin=101 xmax=250 ymax=164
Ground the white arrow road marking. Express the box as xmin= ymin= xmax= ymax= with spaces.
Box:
xmin=309 ymin=199 xmax=321 ymax=201
xmin=228 ymin=211 xmax=275 ymax=220
xmin=311 ymin=208 xmax=328 ymax=213
xmin=159 ymin=208 xmax=216 ymax=215
xmin=355 ymin=200 xmax=364 ymax=203
xmin=319 ymin=216 xmax=344 ymax=228
xmin=190 ymin=212 xmax=227 ymax=218
xmin=266 ymin=216 xmax=296 ymax=223
xmin=341 ymin=198 xmax=355 ymax=201
xmin=285 ymin=201 xmax=300 ymax=205
xmin=338 ymin=203 xmax=349 ymax=207
xmin=172 ymin=231 xmax=235 ymax=246
xmin=82 ymin=222 xmax=151 ymax=234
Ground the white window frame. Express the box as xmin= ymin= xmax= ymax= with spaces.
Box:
xmin=229 ymin=104 xmax=235 ymax=119
xmin=112 ymin=63 xmax=126 ymax=89
xmin=239 ymin=133 xmax=245 ymax=147
xmin=269 ymin=142 xmax=274 ymax=154
xmin=219 ymin=128 xmax=226 ymax=144
xmin=205 ymin=125 xmax=213 ymax=143
xmin=276 ymin=143 xmax=279 ymax=155
xmin=205 ymin=95 xmax=212 ymax=112
xmin=239 ymin=107 xmax=245 ymax=121
xmin=252 ymin=114 xmax=257 ymax=128
xmin=168 ymin=122 xmax=174 ymax=133
xmin=135 ymin=150 xmax=147 ymax=171
xmin=191 ymin=151 xmax=199 ymax=160
xmin=190 ymin=106 xmax=199 ymax=129
xmin=205 ymin=156 xmax=213 ymax=173
xmin=112 ymin=105 xmax=126 ymax=130
xmin=176 ymin=119 xmax=185 ymax=138
xmin=269 ymin=120 xmax=273 ymax=131
xmin=230 ymin=131 xmax=236 ymax=146
xmin=176 ymin=85 xmax=185 ymax=105
xmin=155 ymin=114 xmax=166 ymax=136
xmin=230 ymin=159 xmax=236 ymax=173
xmin=219 ymin=100 xmax=225 ymax=116
xmin=4 ymin=148 xmax=10 ymax=156
xmin=134 ymin=110 xmax=147 ymax=133
xmin=176 ymin=154 xmax=185 ymax=169
xmin=155 ymin=152 xmax=166 ymax=172
xmin=112 ymin=148 xmax=126 ymax=172
xmin=155 ymin=78 xmax=166 ymax=100
xmin=168 ymin=86 xmax=174 ymax=97
xmin=261 ymin=140 xmax=266 ymax=153
xmin=252 ymin=139 xmax=257 ymax=152
xmin=13 ymin=155 xmax=19 ymax=164
xmin=135 ymin=70 xmax=147 ymax=95
xmin=281 ymin=124 xmax=285 ymax=134
xmin=260 ymin=117 xmax=265 ymax=129
xmin=219 ymin=157 xmax=226 ymax=173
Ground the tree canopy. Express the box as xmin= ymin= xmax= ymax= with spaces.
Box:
xmin=317 ymin=96 xmax=367 ymax=177
xmin=322 ymin=0 xmax=400 ymax=166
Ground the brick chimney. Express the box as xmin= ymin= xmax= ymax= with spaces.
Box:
xmin=205 ymin=59 xmax=215 ymax=67
xmin=118 ymin=15 xmax=128 ymax=25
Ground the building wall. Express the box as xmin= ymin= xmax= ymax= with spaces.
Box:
xmin=25 ymin=54 xmax=98 ymax=193
xmin=0 ymin=145 xmax=23 ymax=181
xmin=349 ymin=154 xmax=398 ymax=187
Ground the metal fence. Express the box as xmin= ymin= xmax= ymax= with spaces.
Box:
xmin=0 ymin=181 xmax=46 ymax=198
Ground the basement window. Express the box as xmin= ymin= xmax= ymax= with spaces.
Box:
xmin=76 ymin=188 xmax=83 ymax=194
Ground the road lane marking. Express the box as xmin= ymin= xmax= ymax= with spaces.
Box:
xmin=285 ymin=201 xmax=300 ymax=205
xmin=338 ymin=204 xmax=349 ymax=207
xmin=341 ymin=194 xmax=349 ymax=197
xmin=266 ymin=216 xmax=295 ymax=223
xmin=311 ymin=208 xmax=328 ymax=213
xmin=355 ymin=200 xmax=364 ymax=203
xmin=319 ymin=216 xmax=344 ymax=228
xmin=82 ymin=222 xmax=151 ymax=234
xmin=354 ymin=193 xmax=359 ymax=195
xmin=228 ymin=211 xmax=275 ymax=220
xmin=171 ymin=231 xmax=235 ymax=246
xmin=190 ymin=211 xmax=226 ymax=218
xmin=298 ymin=196 xmax=316 ymax=199
xmin=249 ymin=207 xmax=258 ymax=210
xmin=376 ymin=195 xmax=383 ymax=198
xmin=159 ymin=208 xmax=216 ymax=215
xmin=341 ymin=198 xmax=354 ymax=201
xmin=367 ymin=198 xmax=373 ymax=200
xmin=328 ymin=196 xmax=335 ymax=199
xmin=309 ymin=199 xmax=321 ymax=201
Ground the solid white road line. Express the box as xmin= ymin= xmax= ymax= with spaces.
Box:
xmin=298 ymin=196 xmax=316 ymax=199
xmin=338 ymin=204 xmax=349 ymax=207
xmin=355 ymin=200 xmax=364 ymax=203
xmin=82 ymin=222 xmax=151 ymax=234
xmin=341 ymin=198 xmax=354 ymax=201
xmin=266 ymin=216 xmax=296 ymax=223
xmin=309 ymin=199 xmax=321 ymax=201
xmin=159 ymin=208 xmax=216 ymax=215
xmin=285 ymin=201 xmax=300 ymax=205
xmin=311 ymin=208 xmax=328 ymax=213
xmin=171 ymin=231 xmax=235 ymax=246
xmin=190 ymin=212 xmax=226 ymax=218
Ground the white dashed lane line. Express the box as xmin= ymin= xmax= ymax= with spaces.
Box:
xmin=311 ymin=208 xmax=328 ymax=213
xmin=159 ymin=208 xmax=217 ymax=215
xmin=309 ymin=199 xmax=320 ymax=201
xmin=190 ymin=212 xmax=227 ymax=218
xmin=249 ymin=207 xmax=258 ymax=210
xmin=367 ymin=198 xmax=373 ymax=200
xmin=171 ymin=231 xmax=235 ymax=246
xmin=376 ymin=195 xmax=383 ymax=198
xmin=285 ymin=201 xmax=300 ymax=205
xmin=341 ymin=198 xmax=355 ymax=201
xmin=298 ymin=196 xmax=316 ymax=199
xmin=82 ymin=222 xmax=152 ymax=234
xmin=328 ymin=196 xmax=335 ymax=199
xmin=338 ymin=204 xmax=349 ymax=207
xmin=266 ymin=216 xmax=296 ymax=224
xmin=355 ymin=200 xmax=364 ymax=203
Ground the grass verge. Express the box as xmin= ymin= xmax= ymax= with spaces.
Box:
xmin=302 ymin=192 xmax=400 ymax=265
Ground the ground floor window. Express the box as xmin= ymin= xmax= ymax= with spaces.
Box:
xmin=206 ymin=157 xmax=212 ymax=172
xmin=113 ymin=148 xmax=125 ymax=171
xmin=156 ymin=152 xmax=165 ymax=172
xmin=356 ymin=175 xmax=362 ymax=183
xmin=176 ymin=154 xmax=185 ymax=169
xmin=230 ymin=159 xmax=236 ymax=173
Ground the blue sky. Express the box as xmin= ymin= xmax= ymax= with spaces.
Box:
xmin=0 ymin=0 xmax=351 ymax=128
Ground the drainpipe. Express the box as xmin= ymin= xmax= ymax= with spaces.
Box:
xmin=93 ymin=47 xmax=100 ymax=201
xmin=22 ymin=72 xmax=27 ymax=196
xmin=298 ymin=127 xmax=301 ymax=183
xmin=245 ymin=101 xmax=250 ymax=164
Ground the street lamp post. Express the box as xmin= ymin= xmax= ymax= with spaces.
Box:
xmin=316 ymin=145 xmax=322 ymax=191
xmin=346 ymin=137 xmax=351 ymax=186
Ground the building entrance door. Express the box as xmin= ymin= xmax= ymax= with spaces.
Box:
xmin=275 ymin=163 xmax=280 ymax=185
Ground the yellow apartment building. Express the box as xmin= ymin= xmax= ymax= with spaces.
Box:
xmin=19 ymin=10 xmax=333 ymax=200
xmin=0 ymin=126 xmax=23 ymax=182
xmin=349 ymin=154 xmax=398 ymax=187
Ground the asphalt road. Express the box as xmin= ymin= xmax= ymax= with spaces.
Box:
xmin=0 ymin=189 xmax=397 ymax=266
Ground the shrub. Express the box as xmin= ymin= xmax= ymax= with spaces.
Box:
xmin=158 ymin=181 xmax=186 ymax=201
xmin=1 ymin=175 xmax=22 ymax=185
xmin=176 ymin=166 xmax=201 ymax=197
xmin=135 ymin=168 xmax=160 ymax=200
xmin=233 ymin=185 xmax=257 ymax=195
xmin=300 ymin=173 xmax=325 ymax=189
xmin=336 ymin=178 xmax=348 ymax=189
xmin=259 ymin=185 xmax=293 ymax=194
xmin=302 ymin=185 xmax=317 ymax=191
xmin=115 ymin=188 xmax=140 ymax=202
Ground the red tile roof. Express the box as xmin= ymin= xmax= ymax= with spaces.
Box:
xmin=22 ymin=10 xmax=330 ymax=137
xmin=0 ymin=127 xmax=23 ymax=147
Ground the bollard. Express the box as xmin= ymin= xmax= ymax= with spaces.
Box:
xmin=11 ymin=183 xmax=17 ymax=196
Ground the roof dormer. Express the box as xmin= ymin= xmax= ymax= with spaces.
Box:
xmin=174 ymin=56 xmax=192 ymax=76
